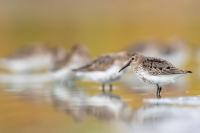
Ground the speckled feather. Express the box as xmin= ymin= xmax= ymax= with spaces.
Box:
xmin=73 ymin=51 xmax=130 ymax=72
xmin=141 ymin=57 xmax=191 ymax=75
xmin=73 ymin=55 xmax=115 ymax=72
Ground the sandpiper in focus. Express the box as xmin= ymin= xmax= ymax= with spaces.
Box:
xmin=119 ymin=53 xmax=192 ymax=98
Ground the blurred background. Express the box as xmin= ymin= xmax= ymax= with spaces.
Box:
xmin=0 ymin=0 xmax=199 ymax=55
xmin=0 ymin=0 xmax=200 ymax=133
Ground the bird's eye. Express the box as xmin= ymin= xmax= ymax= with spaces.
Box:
xmin=132 ymin=57 xmax=135 ymax=60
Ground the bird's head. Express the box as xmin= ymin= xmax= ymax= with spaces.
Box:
xmin=119 ymin=52 xmax=143 ymax=72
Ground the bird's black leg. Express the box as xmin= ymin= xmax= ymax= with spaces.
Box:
xmin=102 ymin=84 xmax=105 ymax=93
xmin=159 ymin=86 xmax=162 ymax=98
xmin=156 ymin=84 xmax=162 ymax=98
xmin=109 ymin=84 xmax=113 ymax=92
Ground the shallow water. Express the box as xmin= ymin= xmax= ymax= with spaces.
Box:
xmin=0 ymin=77 xmax=199 ymax=133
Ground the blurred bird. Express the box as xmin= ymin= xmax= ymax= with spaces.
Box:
xmin=73 ymin=51 xmax=131 ymax=92
xmin=0 ymin=42 xmax=68 ymax=73
xmin=0 ymin=44 xmax=91 ymax=84
xmin=119 ymin=53 xmax=192 ymax=98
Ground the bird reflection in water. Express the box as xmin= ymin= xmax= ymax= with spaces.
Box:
xmin=85 ymin=93 xmax=134 ymax=121
xmin=51 ymin=85 xmax=88 ymax=121
xmin=129 ymin=104 xmax=200 ymax=133
xmin=51 ymin=85 xmax=134 ymax=122
xmin=3 ymin=80 xmax=134 ymax=123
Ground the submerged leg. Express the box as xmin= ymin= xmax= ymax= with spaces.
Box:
xmin=109 ymin=84 xmax=113 ymax=92
xmin=156 ymin=84 xmax=162 ymax=98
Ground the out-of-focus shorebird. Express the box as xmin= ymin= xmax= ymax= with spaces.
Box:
xmin=0 ymin=44 xmax=91 ymax=84
xmin=122 ymin=40 xmax=191 ymax=92
xmin=73 ymin=51 xmax=132 ymax=92
xmin=119 ymin=53 xmax=192 ymax=98
xmin=0 ymin=42 xmax=68 ymax=73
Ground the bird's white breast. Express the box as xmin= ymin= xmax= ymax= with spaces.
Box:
xmin=0 ymin=55 xmax=54 ymax=72
xmin=76 ymin=65 xmax=124 ymax=83
xmin=136 ymin=69 xmax=185 ymax=85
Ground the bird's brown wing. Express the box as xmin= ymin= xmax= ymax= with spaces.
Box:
xmin=73 ymin=55 xmax=115 ymax=72
xmin=142 ymin=57 xmax=186 ymax=75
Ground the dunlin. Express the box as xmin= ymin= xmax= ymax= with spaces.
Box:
xmin=119 ymin=53 xmax=192 ymax=98
xmin=0 ymin=42 xmax=67 ymax=73
xmin=53 ymin=44 xmax=91 ymax=71
xmin=73 ymin=51 xmax=130 ymax=92
xmin=123 ymin=40 xmax=190 ymax=92
xmin=0 ymin=44 xmax=91 ymax=84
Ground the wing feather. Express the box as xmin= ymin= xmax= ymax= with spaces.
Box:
xmin=142 ymin=57 xmax=186 ymax=75
xmin=73 ymin=55 xmax=114 ymax=72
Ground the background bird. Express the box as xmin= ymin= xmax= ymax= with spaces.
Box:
xmin=0 ymin=44 xmax=91 ymax=84
xmin=0 ymin=42 xmax=68 ymax=74
xmin=73 ymin=51 xmax=131 ymax=92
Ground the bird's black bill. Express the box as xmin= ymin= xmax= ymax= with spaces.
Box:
xmin=119 ymin=60 xmax=132 ymax=72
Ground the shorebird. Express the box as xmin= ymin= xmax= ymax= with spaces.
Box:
xmin=0 ymin=44 xmax=91 ymax=84
xmin=73 ymin=51 xmax=131 ymax=92
xmin=119 ymin=53 xmax=192 ymax=98
xmin=122 ymin=40 xmax=190 ymax=92
xmin=0 ymin=42 xmax=68 ymax=73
